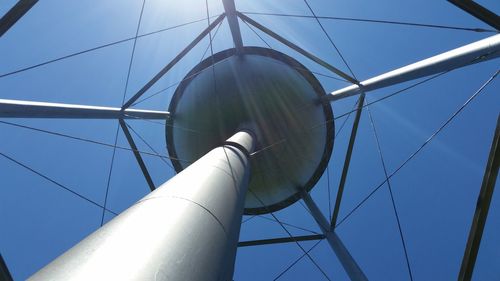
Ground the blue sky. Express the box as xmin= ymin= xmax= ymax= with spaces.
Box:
xmin=0 ymin=0 xmax=499 ymax=280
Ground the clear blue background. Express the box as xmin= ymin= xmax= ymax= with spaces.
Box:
xmin=0 ymin=0 xmax=499 ymax=280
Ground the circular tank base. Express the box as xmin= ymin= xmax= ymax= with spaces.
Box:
xmin=166 ymin=47 xmax=334 ymax=214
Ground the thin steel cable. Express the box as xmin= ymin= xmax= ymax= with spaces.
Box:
xmin=240 ymin=12 xmax=496 ymax=33
xmin=126 ymin=122 xmax=174 ymax=170
xmin=257 ymin=215 xmax=321 ymax=235
xmin=101 ymin=125 xmax=119 ymax=226
xmin=303 ymin=0 xmax=357 ymax=79
xmin=242 ymin=18 xmax=272 ymax=49
xmin=0 ymin=120 xmax=253 ymax=188
xmin=101 ymin=0 xmax=147 ymax=226
xmin=0 ymin=120 xmax=186 ymax=162
xmin=241 ymin=215 xmax=257 ymax=224
xmin=250 ymin=191 xmax=331 ymax=280
xmin=308 ymin=70 xmax=452 ymax=133
xmin=0 ymin=15 xmax=221 ymax=79
xmin=242 ymin=18 xmax=348 ymax=83
xmin=335 ymin=69 xmax=499 ymax=229
xmin=366 ymin=101 xmax=414 ymax=281
xmin=130 ymin=54 xmax=233 ymax=107
xmin=200 ymin=20 xmax=224 ymax=62
xmin=0 ymin=150 xmax=117 ymax=215
xmin=273 ymin=239 xmax=324 ymax=280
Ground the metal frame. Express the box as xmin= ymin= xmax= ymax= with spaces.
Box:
xmin=0 ymin=254 xmax=13 ymax=281
xmin=0 ymin=98 xmax=169 ymax=119
xmin=2 ymin=1 xmax=500 ymax=280
xmin=122 ymin=14 xmax=225 ymax=109
xmin=0 ymin=0 xmax=38 ymax=37
xmin=458 ymin=115 xmax=500 ymax=281
xmin=237 ymin=12 xmax=359 ymax=84
xmin=448 ymin=0 xmax=500 ymax=31
xmin=330 ymin=93 xmax=365 ymax=229
xmin=222 ymin=0 xmax=243 ymax=51
xmin=238 ymin=234 xmax=325 ymax=247
xmin=328 ymin=34 xmax=500 ymax=101
xmin=119 ymin=119 xmax=156 ymax=192
xmin=301 ymin=190 xmax=368 ymax=281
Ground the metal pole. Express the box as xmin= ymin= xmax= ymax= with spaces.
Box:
xmin=29 ymin=131 xmax=255 ymax=281
xmin=458 ymin=115 xmax=500 ymax=281
xmin=0 ymin=98 xmax=170 ymax=119
xmin=328 ymin=34 xmax=500 ymax=101
xmin=300 ymin=190 xmax=368 ymax=281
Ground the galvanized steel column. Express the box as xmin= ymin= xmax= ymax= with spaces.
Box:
xmin=30 ymin=131 xmax=255 ymax=281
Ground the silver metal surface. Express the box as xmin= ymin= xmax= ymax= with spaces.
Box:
xmin=29 ymin=131 xmax=254 ymax=281
xmin=301 ymin=190 xmax=368 ymax=281
xmin=328 ymin=34 xmax=500 ymax=100
xmin=166 ymin=47 xmax=334 ymax=214
xmin=0 ymin=98 xmax=170 ymax=119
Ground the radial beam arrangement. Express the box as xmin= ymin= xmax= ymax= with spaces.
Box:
xmin=0 ymin=99 xmax=169 ymax=119
xmin=237 ymin=12 xmax=359 ymax=84
xmin=222 ymin=0 xmax=243 ymax=51
xmin=122 ymin=13 xmax=225 ymax=109
xmin=328 ymin=34 xmax=500 ymax=101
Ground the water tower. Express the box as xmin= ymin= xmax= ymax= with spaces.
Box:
xmin=0 ymin=0 xmax=499 ymax=280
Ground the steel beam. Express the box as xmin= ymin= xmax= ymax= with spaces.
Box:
xmin=119 ymin=119 xmax=156 ymax=192
xmin=300 ymin=190 xmax=368 ymax=281
xmin=122 ymin=14 xmax=225 ymax=109
xmin=238 ymin=234 xmax=324 ymax=247
xmin=448 ymin=0 xmax=500 ymax=31
xmin=0 ymin=254 xmax=13 ymax=281
xmin=0 ymin=0 xmax=38 ymax=37
xmin=0 ymin=99 xmax=169 ymax=119
xmin=328 ymin=34 xmax=500 ymax=101
xmin=29 ymin=131 xmax=255 ymax=281
xmin=330 ymin=93 xmax=365 ymax=229
xmin=237 ymin=12 xmax=359 ymax=84
xmin=222 ymin=0 xmax=243 ymax=51
xmin=458 ymin=115 xmax=500 ymax=281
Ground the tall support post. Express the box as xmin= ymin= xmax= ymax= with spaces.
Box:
xmin=300 ymin=190 xmax=368 ymax=281
xmin=0 ymin=0 xmax=38 ymax=37
xmin=458 ymin=115 xmax=500 ymax=281
xmin=222 ymin=0 xmax=243 ymax=52
xmin=29 ymin=131 xmax=255 ymax=281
